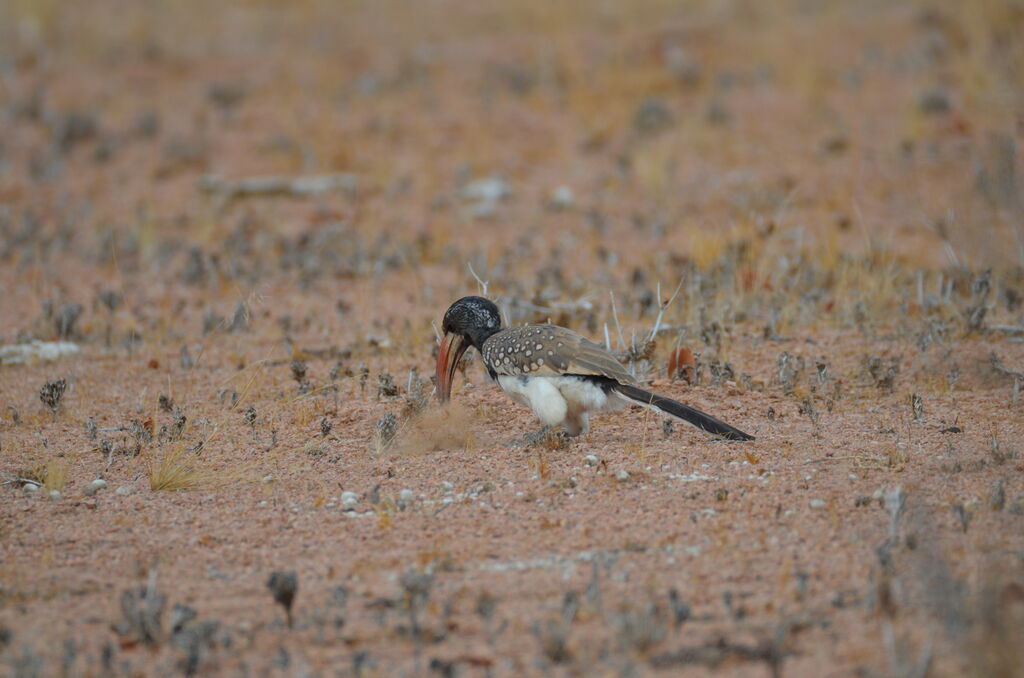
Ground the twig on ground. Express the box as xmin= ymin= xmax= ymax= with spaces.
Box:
xmin=990 ymin=353 xmax=1023 ymax=380
xmin=201 ymin=173 xmax=357 ymax=206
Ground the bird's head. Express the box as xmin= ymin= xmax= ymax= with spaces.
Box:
xmin=435 ymin=296 xmax=502 ymax=402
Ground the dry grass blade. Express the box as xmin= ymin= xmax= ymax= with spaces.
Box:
xmin=148 ymin=445 xmax=207 ymax=492
xmin=42 ymin=457 xmax=71 ymax=492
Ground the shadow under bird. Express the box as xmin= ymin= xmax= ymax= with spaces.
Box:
xmin=435 ymin=296 xmax=754 ymax=441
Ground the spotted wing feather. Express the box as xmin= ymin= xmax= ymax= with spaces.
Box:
xmin=481 ymin=325 xmax=636 ymax=385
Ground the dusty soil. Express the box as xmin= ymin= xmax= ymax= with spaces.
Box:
xmin=1 ymin=1 xmax=1023 ymax=676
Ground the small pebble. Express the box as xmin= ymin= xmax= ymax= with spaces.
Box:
xmin=23 ymin=482 xmax=40 ymax=495
xmin=440 ymin=481 xmax=454 ymax=493
xmin=398 ymin=489 xmax=414 ymax=508
xmin=49 ymin=489 xmax=62 ymax=501
xmin=83 ymin=478 xmax=107 ymax=496
xmin=584 ymin=455 xmax=599 ymax=466
xmin=547 ymin=185 xmax=574 ymax=210
xmin=810 ymin=499 xmax=826 ymax=509
xmin=616 ymin=470 xmax=630 ymax=481
xmin=115 ymin=486 xmax=132 ymax=495
xmin=341 ymin=491 xmax=359 ymax=510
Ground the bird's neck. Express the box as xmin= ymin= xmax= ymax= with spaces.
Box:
xmin=468 ymin=325 xmax=502 ymax=351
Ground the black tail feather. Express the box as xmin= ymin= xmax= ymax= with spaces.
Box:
xmin=614 ymin=384 xmax=755 ymax=441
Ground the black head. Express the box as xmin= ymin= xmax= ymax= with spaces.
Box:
xmin=436 ymin=296 xmax=503 ymax=403
xmin=441 ymin=296 xmax=502 ymax=349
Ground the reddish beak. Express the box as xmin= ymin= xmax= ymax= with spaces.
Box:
xmin=435 ymin=333 xmax=468 ymax=402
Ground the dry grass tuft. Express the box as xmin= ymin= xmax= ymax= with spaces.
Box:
xmin=147 ymin=446 xmax=207 ymax=492
xmin=41 ymin=457 xmax=71 ymax=493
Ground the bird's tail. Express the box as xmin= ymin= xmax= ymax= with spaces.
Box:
xmin=613 ymin=384 xmax=755 ymax=441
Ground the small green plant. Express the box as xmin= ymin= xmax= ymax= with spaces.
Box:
xmin=39 ymin=379 xmax=67 ymax=414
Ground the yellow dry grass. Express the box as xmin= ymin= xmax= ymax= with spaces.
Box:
xmin=41 ymin=457 xmax=71 ymax=493
xmin=147 ymin=445 xmax=208 ymax=492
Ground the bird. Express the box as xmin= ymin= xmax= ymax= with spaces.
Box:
xmin=435 ymin=296 xmax=754 ymax=441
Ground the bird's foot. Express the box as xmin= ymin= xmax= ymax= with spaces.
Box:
xmin=505 ymin=426 xmax=571 ymax=449
xmin=527 ymin=426 xmax=572 ymax=449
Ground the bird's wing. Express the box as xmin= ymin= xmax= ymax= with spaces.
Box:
xmin=481 ymin=325 xmax=637 ymax=385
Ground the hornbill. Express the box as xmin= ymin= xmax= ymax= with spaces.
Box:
xmin=435 ymin=296 xmax=754 ymax=441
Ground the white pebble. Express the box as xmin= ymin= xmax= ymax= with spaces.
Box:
xmin=49 ymin=489 xmax=62 ymax=501
xmin=440 ymin=481 xmax=454 ymax=493
xmin=83 ymin=478 xmax=107 ymax=496
xmin=115 ymin=486 xmax=132 ymax=495
xmin=341 ymin=491 xmax=360 ymax=510
xmin=616 ymin=470 xmax=630 ymax=481
xmin=548 ymin=185 xmax=575 ymax=210
xmin=23 ymin=482 xmax=39 ymax=495
xmin=810 ymin=499 xmax=826 ymax=509
xmin=584 ymin=455 xmax=599 ymax=466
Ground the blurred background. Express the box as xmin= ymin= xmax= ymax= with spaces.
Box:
xmin=0 ymin=0 xmax=1022 ymax=337
xmin=2 ymin=4 xmax=1023 ymax=677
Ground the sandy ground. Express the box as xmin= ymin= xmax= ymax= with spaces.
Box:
xmin=1 ymin=1 xmax=1023 ymax=676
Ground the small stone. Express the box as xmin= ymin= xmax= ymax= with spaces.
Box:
xmin=83 ymin=478 xmax=107 ymax=496
xmin=115 ymin=486 xmax=132 ymax=495
xmin=23 ymin=482 xmax=39 ymax=495
xmin=584 ymin=455 xmax=599 ymax=466
xmin=616 ymin=470 xmax=630 ymax=481
xmin=810 ymin=499 xmax=826 ymax=509
xmin=461 ymin=177 xmax=511 ymax=203
xmin=547 ymin=186 xmax=574 ymax=211
xmin=917 ymin=87 xmax=951 ymax=114
xmin=49 ymin=489 xmax=62 ymax=501
xmin=460 ymin=176 xmax=512 ymax=219
xmin=341 ymin=491 xmax=359 ymax=510
xmin=398 ymin=489 xmax=414 ymax=508
xmin=440 ymin=481 xmax=454 ymax=493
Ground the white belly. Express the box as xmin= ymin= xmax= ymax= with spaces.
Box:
xmin=495 ymin=375 xmax=623 ymax=435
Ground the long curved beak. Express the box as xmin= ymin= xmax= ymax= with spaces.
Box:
xmin=435 ymin=333 xmax=468 ymax=402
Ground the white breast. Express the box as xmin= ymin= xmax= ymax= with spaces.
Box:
xmin=495 ymin=375 xmax=624 ymax=435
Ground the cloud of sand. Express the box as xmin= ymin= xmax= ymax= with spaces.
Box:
xmin=393 ymin=402 xmax=477 ymax=455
